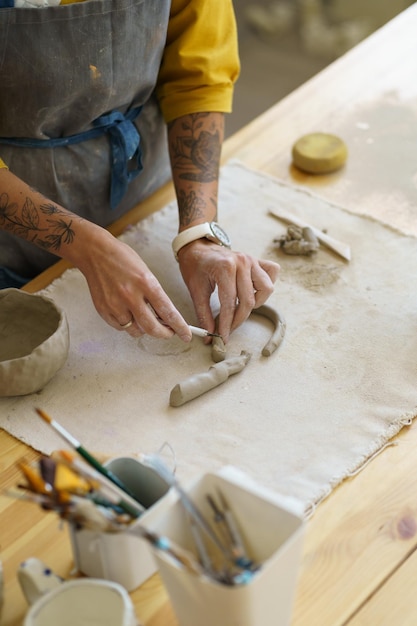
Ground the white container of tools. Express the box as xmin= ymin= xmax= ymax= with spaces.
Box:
xmin=138 ymin=466 xmax=305 ymax=626
xmin=68 ymin=456 xmax=170 ymax=591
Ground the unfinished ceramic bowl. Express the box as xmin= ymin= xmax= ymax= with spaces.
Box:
xmin=0 ymin=288 xmax=69 ymax=397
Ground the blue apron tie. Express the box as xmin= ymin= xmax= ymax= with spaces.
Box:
xmin=0 ymin=106 xmax=143 ymax=209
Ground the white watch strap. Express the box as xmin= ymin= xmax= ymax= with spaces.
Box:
xmin=172 ymin=223 xmax=213 ymax=260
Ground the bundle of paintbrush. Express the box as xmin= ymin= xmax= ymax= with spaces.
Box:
xmin=5 ymin=453 xmax=214 ymax=580
xmin=6 ymin=454 xmax=141 ymax=531
xmin=2 ymin=408 xmax=147 ymax=527
xmin=7 ymin=408 xmax=259 ymax=586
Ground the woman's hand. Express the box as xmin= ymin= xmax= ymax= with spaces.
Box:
xmin=74 ymin=227 xmax=192 ymax=341
xmin=178 ymin=239 xmax=280 ymax=343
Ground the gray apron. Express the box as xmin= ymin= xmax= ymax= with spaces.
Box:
xmin=0 ymin=0 xmax=172 ymax=280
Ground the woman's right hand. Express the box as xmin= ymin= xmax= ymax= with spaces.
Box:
xmin=0 ymin=168 xmax=191 ymax=341
xmin=70 ymin=226 xmax=192 ymax=342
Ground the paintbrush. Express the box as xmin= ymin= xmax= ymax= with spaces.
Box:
xmin=35 ymin=408 xmax=139 ymax=505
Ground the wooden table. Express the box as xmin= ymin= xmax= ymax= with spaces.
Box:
xmin=2 ymin=5 xmax=417 ymax=624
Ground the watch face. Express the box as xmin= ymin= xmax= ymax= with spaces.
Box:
xmin=210 ymin=222 xmax=231 ymax=247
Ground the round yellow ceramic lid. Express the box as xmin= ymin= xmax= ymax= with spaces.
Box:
xmin=292 ymin=132 xmax=348 ymax=174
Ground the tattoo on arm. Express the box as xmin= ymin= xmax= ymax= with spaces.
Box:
xmin=169 ymin=113 xmax=221 ymax=183
xmin=177 ymin=189 xmax=206 ymax=227
xmin=0 ymin=193 xmax=75 ymax=252
xmin=169 ymin=113 xmax=222 ymax=227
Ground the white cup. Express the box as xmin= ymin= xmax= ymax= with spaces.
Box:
xmin=23 ymin=579 xmax=137 ymax=626
xmin=69 ymin=456 xmax=170 ymax=591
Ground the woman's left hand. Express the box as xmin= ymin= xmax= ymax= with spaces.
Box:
xmin=178 ymin=239 xmax=280 ymax=343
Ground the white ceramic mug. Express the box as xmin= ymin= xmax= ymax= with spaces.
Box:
xmin=68 ymin=455 xmax=171 ymax=591
xmin=23 ymin=579 xmax=138 ymax=626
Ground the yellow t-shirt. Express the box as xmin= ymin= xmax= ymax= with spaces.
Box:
xmin=156 ymin=0 xmax=240 ymax=123
xmin=0 ymin=0 xmax=239 ymax=169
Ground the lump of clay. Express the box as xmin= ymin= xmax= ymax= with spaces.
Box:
xmin=211 ymin=334 xmax=227 ymax=363
xmin=211 ymin=304 xmax=286 ymax=362
xmin=170 ymin=351 xmax=251 ymax=407
xmin=253 ymin=304 xmax=286 ymax=356
xmin=275 ymin=224 xmax=320 ymax=256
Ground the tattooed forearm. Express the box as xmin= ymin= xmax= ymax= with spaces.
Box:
xmin=169 ymin=112 xmax=224 ymax=228
xmin=0 ymin=192 xmax=76 ymax=252
xmin=37 ymin=217 xmax=75 ymax=251
xmin=177 ymin=189 xmax=206 ymax=227
xmin=169 ymin=113 xmax=221 ymax=183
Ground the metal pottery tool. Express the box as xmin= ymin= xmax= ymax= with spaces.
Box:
xmin=142 ymin=455 xmax=230 ymax=557
xmin=268 ymin=207 xmax=351 ymax=261
xmin=142 ymin=456 xmax=257 ymax=584
xmin=189 ymin=325 xmax=221 ymax=339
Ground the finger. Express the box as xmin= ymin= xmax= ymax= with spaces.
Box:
xmin=184 ymin=278 xmax=217 ymax=341
xmin=194 ymin=307 xmax=217 ymax=343
xmin=137 ymin=299 xmax=192 ymax=342
xmin=118 ymin=276 xmax=191 ymax=341
xmin=218 ymin=259 xmax=280 ymax=339
xmin=259 ymin=259 xmax=280 ymax=284
xmin=215 ymin=267 xmax=239 ymax=343
xmin=133 ymin=309 xmax=176 ymax=339
xmin=236 ymin=255 xmax=264 ymax=310
xmin=125 ymin=323 xmax=145 ymax=339
xmin=108 ymin=313 xmax=134 ymax=331
xmin=213 ymin=252 xmax=260 ymax=340
xmin=252 ymin=261 xmax=280 ymax=308
xmin=119 ymin=318 xmax=135 ymax=330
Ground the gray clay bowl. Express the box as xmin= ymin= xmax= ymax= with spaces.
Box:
xmin=0 ymin=288 xmax=69 ymax=397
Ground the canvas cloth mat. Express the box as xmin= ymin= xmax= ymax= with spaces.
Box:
xmin=2 ymin=160 xmax=417 ymax=513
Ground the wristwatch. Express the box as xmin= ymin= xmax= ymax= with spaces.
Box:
xmin=172 ymin=222 xmax=231 ymax=260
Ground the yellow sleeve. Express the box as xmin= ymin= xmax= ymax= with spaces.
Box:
xmin=0 ymin=158 xmax=8 ymax=169
xmin=156 ymin=0 xmax=240 ymax=123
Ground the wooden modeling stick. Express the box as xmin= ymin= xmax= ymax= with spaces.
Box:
xmin=169 ymin=351 xmax=251 ymax=407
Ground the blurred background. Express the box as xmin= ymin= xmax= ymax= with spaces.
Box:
xmin=227 ymin=0 xmax=415 ymax=136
